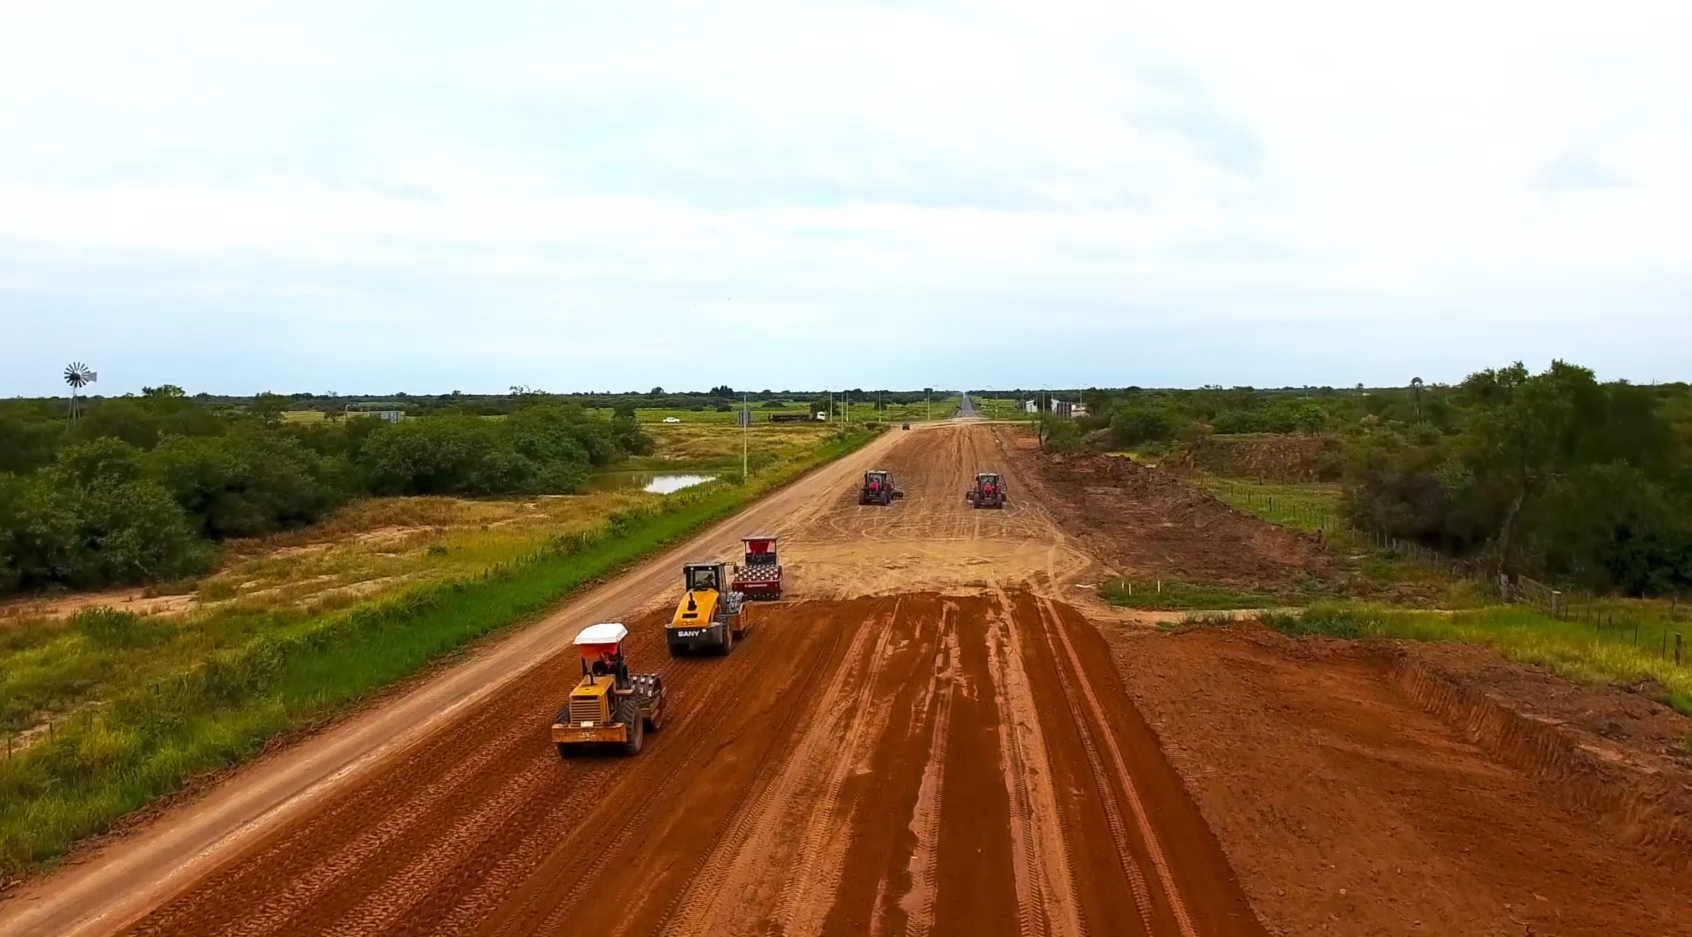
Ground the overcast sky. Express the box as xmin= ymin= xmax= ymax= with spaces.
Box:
xmin=3 ymin=0 xmax=1689 ymax=396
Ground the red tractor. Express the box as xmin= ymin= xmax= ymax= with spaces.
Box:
xmin=966 ymin=472 xmax=1007 ymax=509
xmin=730 ymin=536 xmax=783 ymax=600
xmin=859 ymin=470 xmax=904 ymax=506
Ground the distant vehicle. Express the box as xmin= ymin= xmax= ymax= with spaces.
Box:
xmin=731 ymin=536 xmax=783 ymax=600
xmin=966 ymin=472 xmax=1007 ymax=509
xmin=662 ymin=416 xmax=682 ymax=423
xmin=902 ymin=422 xmax=910 ymax=430
xmin=859 ymin=470 xmax=904 ymax=506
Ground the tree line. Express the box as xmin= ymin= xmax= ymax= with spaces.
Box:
xmin=1019 ymin=366 xmax=1692 ymax=597
xmin=49 ymin=387 xmax=955 ymax=420
xmin=0 ymin=387 xmax=653 ymax=597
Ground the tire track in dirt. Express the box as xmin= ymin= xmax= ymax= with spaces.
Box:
xmin=983 ymin=596 xmax=1087 ymax=937
xmin=421 ymin=617 xmax=798 ymax=937
xmin=659 ymin=601 xmax=903 ymax=937
xmin=584 ymin=606 xmax=857 ymax=937
xmin=126 ymin=665 xmax=562 ymax=937
xmin=1035 ymin=595 xmax=1194 ymax=937
xmin=816 ymin=595 xmax=954 ymax=937
xmin=897 ymin=606 xmax=957 ymax=937
xmin=1016 ymin=593 xmax=1156 ymax=937
xmin=770 ymin=603 xmax=904 ymax=937
xmin=1018 ymin=593 xmax=1267 ymax=937
xmin=285 ymin=611 xmax=683 ymax=937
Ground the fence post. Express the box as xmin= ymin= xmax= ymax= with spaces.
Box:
xmin=1551 ymin=591 xmax=1563 ymax=619
xmin=1678 ymin=634 xmax=1684 ymax=666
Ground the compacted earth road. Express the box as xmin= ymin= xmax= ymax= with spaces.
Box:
xmin=5 ymin=422 xmax=1687 ymax=936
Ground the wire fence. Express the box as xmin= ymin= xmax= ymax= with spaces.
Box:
xmin=1201 ymin=477 xmax=1692 ymax=671
xmin=1202 ymin=478 xmax=1477 ymax=580
xmin=1514 ymin=576 xmax=1689 ymax=666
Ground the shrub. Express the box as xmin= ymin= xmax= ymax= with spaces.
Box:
xmin=1110 ymin=405 xmax=1177 ymax=447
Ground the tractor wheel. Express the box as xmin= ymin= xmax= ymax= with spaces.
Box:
xmin=620 ymin=699 xmax=645 ymax=756
xmin=668 ymin=642 xmax=687 ymax=658
xmin=720 ymin=624 xmax=736 ymax=655
xmin=644 ymin=709 xmax=663 ymax=733
xmin=557 ymin=743 xmax=580 ymax=760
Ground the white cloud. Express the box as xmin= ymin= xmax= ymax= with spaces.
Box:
xmin=2 ymin=0 xmax=1690 ymax=393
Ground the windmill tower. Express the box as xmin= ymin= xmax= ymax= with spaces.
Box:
xmin=64 ymin=362 xmax=97 ymax=429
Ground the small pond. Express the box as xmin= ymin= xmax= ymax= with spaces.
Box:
xmin=585 ymin=472 xmax=719 ymax=495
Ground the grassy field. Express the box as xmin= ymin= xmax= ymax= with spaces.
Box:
xmin=1199 ymin=478 xmax=1345 ymax=533
xmin=968 ymin=397 xmax=1027 ymax=420
xmin=1099 ymin=578 xmax=1327 ymax=611
xmin=636 ymin=423 xmax=836 ymax=472
xmin=1181 ymin=463 xmax=1692 ymax=716
xmin=0 ymin=425 xmax=879 ymax=879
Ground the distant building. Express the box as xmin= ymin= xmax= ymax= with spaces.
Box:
xmin=372 ymin=410 xmax=404 ymax=423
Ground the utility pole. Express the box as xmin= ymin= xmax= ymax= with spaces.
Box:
xmin=742 ymin=392 xmax=749 ymax=482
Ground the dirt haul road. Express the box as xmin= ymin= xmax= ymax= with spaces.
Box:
xmin=3 ymin=424 xmax=1263 ymax=937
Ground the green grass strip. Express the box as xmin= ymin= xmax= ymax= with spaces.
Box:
xmin=1256 ymin=602 xmax=1692 ymax=716
xmin=1098 ymin=578 xmax=1324 ymax=610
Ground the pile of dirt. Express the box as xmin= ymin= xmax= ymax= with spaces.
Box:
xmin=1105 ymin=621 xmax=1692 ymax=936
xmin=1167 ymin=433 xmax=1341 ymax=482
xmin=1002 ymin=434 xmax=1334 ymax=588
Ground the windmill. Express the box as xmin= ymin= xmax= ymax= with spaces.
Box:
xmin=1410 ymin=376 xmax=1424 ymax=420
xmin=64 ymin=362 xmax=97 ymax=429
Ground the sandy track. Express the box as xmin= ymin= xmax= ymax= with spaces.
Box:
xmin=780 ymin=423 xmax=1092 ymax=598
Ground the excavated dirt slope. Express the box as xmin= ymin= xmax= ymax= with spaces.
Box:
xmin=995 ymin=429 xmax=1333 ymax=587
xmin=1111 ymin=625 xmax=1692 ymax=936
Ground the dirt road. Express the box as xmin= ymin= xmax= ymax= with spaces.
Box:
xmin=2 ymin=423 xmax=1268 ymax=936
xmin=119 ymin=591 xmax=1259 ymax=937
xmin=8 ymin=421 xmax=1679 ymax=936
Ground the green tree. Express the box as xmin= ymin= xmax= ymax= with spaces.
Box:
xmin=76 ymin=399 xmax=164 ymax=449
xmin=1461 ymin=361 xmax=1605 ymax=575
xmin=249 ymin=392 xmax=289 ymax=427
xmin=147 ymin=432 xmax=344 ymax=539
xmin=1110 ymin=404 xmax=1177 ymax=447
xmin=0 ymin=410 xmax=63 ymax=474
xmin=1040 ymin=417 xmax=1083 ymax=452
xmin=56 ymin=438 xmax=147 ymax=488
